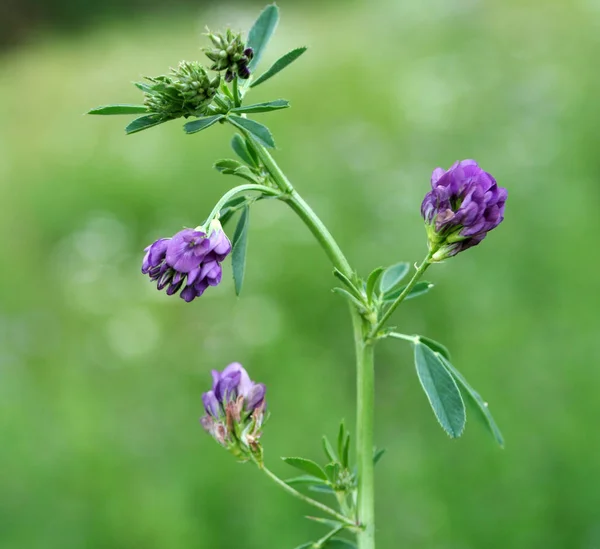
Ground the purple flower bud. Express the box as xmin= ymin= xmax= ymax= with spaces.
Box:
xmin=141 ymin=221 xmax=231 ymax=301
xmin=200 ymin=362 xmax=267 ymax=461
xmin=421 ymin=160 xmax=507 ymax=261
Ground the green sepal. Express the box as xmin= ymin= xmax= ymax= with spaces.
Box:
xmin=230 ymin=99 xmax=290 ymax=114
xmin=125 ymin=114 xmax=167 ymax=134
xmin=88 ymin=104 xmax=149 ymax=115
xmin=247 ymin=3 xmax=279 ymax=71
xmin=231 ymin=206 xmax=250 ymax=296
xmin=439 ymin=356 xmax=505 ymax=447
xmin=282 ymin=457 xmax=329 ymax=481
xmin=183 ymin=114 xmax=225 ymax=134
xmin=413 ymin=341 xmax=466 ymax=438
xmin=251 ymin=47 xmax=307 ymax=87
xmin=383 ymin=281 xmax=434 ymax=302
xmin=228 ymin=115 xmax=276 ymax=148
xmin=380 ymin=262 xmax=410 ymax=294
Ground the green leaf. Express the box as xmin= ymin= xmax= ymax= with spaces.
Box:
xmin=228 ymin=115 xmax=275 ymax=148
xmin=416 ymin=335 xmax=451 ymax=361
xmin=324 ymin=540 xmax=357 ymax=549
xmin=214 ymin=159 xmax=245 ymax=172
xmin=251 ymin=47 xmax=308 ymax=87
xmin=322 ymin=436 xmax=338 ymax=463
xmin=337 ymin=421 xmax=346 ymax=461
xmin=183 ymin=114 xmax=224 ymax=134
xmin=214 ymin=159 xmax=260 ymax=183
xmin=383 ymin=281 xmax=434 ymax=302
xmin=293 ymin=544 xmax=313 ymax=549
xmin=380 ymin=262 xmax=410 ymax=294
xmin=134 ymin=82 xmax=153 ymax=93
xmin=308 ymin=484 xmax=335 ymax=494
xmin=325 ymin=462 xmax=340 ymax=483
xmin=332 ymin=269 xmax=362 ymax=299
xmin=125 ymin=114 xmax=166 ymax=134
xmin=231 ymin=134 xmax=258 ymax=167
xmin=88 ymin=104 xmax=149 ymax=115
xmin=373 ymin=448 xmax=386 ymax=466
xmin=439 ymin=356 xmax=505 ymax=447
xmin=282 ymin=457 xmax=328 ymax=481
xmin=247 ymin=3 xmax=279 ymax=71
xmin=285 ymin=475 xmax=329 ymax=486
xmin=342 ymin=434 xmax=350 ymax=469
xmin=219 ymin=196 xmax=250 ymax=226
xmin=230 ymin=99 xmax=290 ymax=114
xmin=231 ymin=206 xmax=250 ymax=296
xmin=305 ymin=517 xmax=344 ymax=529
xmin=413 ymin=342 xmax=466 ymax=438
xmin=365 ymin=267 xmax=384 ymax=301
xmin=331 ymin=288 xmax=365 ymax=310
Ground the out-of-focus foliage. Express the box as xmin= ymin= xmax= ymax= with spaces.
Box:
xmin=1 ymin=1 xmax=600 ymax=548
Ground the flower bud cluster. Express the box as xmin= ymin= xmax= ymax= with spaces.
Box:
xmin=143 ymin=61 xmax=220 ymax=119
xmin=204 ymin=29 xmax=254 ymax=81
xmin=200 ymin=363 xmax=267 ymax=461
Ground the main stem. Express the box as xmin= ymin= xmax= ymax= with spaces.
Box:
xmin=247 ymin=135 xmax=376 ymax=549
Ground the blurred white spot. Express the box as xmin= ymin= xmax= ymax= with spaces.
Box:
xmin=106 ymin=307 xmax=160 ymax=359
xmin=232 ymin=296 xmax=282 ymax=346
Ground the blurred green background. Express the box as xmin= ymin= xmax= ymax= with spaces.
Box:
xmin=2 ymin=0 xmax=600 ymax=548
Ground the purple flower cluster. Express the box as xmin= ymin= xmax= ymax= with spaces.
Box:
xmin=200 ymin=363 xmax=266 ymax=458
xmin=142 ymin=223 xmax=231 ymax=301
xmin=421 ymin=160 xmax=507 ymax=261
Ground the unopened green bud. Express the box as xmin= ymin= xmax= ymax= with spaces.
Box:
xmin=202 ymin=29 xmax=254 ymax=81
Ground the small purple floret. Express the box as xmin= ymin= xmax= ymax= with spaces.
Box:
xmin=141 ymin=222 xmax=231 ymax=301
xmin=421 ymin=160 xmax=507 ymax=260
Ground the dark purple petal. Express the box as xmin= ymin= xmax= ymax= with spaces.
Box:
xmin=141 ymin=238 xmax=169 ymax=273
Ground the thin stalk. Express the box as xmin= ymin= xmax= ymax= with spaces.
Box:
xmin=370 ymin=253 xmax=433 ymax=337
xmin=232 ymin=77 xmax=242 ymax=108
xmin=258 ymin=463 xmax=357 ymax=528
xmin=204 ymin=183 xmax=280 ymax=226
xmin=315 ymin=525 xmax=346 ymax=548
xmin=353 ymin=312 xmax=376 ymax=549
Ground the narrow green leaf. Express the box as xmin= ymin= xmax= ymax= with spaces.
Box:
xmin=373 ymin=448 xmax=386 ymax=466
xmin=332 ymin=269 xmax=362 ymax=299
xmin=231 ymin=206 xmax=250 ymax=296
xmin=282 ymin=457 xmax=328 ymax=481
xmin=325 ymin=540 xmax=357 ymax=548
xmin=331 ymin=288 xmax=365 ymax=310
xmin=88 ymin=104 xmax=149 ymax=115
xmin=366 ymin=267 xmax=384 ymax=301
xmin=308 ymin=484 xmax=335 ymax=494
xmin=413 ymin=342 xmax=466 ymax=438
xmin=439 ymin=356 xmax=505 ymax=447
xmin=231 ymin=134 xmax=258 ymax=167
xmin=342 ymin=434 xmax=350 ymax=469
xmin=337 ymin=422 xmax=346 ymax=461
xmin=285 ymin=475 xmax=329 ymax=486
xmin=230 ymin=99 xmax=290 ymax=114
xmin=219 ymin=196 xmax=249 ymax=226
xmin=183 ymin=114 xmax=224 ymax=134
xmin=134 ymin=82 xmax=153 ymax=93
xmin=251 ymin=47 xmax=308 ymax=87
xmin=247 ymin=4 xmax=279 ymax=71
xmin=380 ymin=262 xmax=410 ymax=294
xmin=214 ymin=160 xmax=260 ymax=183
xmin=416 ymin=335 xmax=451 ymax=361
xmin=125 ymin=114 xmax=166 ymax=134
xmin=228 ymin=115 xmax=275 ymax=148
xmin=214 ymin=159 xmax=244 ymax=172
xmin=305 ymin=517 xmax=344 ymax=529
xmin=383 ymin=281 xmax=434 ymax=302
xmin=322 ymin=436 xmax=338 ymax=463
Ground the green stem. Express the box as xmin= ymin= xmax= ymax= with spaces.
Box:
xmin=353 ymin=312 xmax=376 ymax=549
xmin=258 ymin=463 xmax=357 ymax=528
xmin=315 ymin=525 xmax=346 ymax=547
xmin=243 ymin=133 xmax=375 ymax=549
xmin=232 ymin=77 xmax=242 ymax=108
xmin=370 ymin=253 xmax=433 ymax=337
xmin=205 ymin=183 xmax=280 ymax=226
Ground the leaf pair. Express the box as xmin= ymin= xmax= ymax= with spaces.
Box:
xmin=412 ymin=338 xmax=504 ymax=446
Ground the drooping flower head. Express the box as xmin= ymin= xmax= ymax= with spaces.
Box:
xmin=142 ymin=219 xmax=231 ymax=301
xmin=200 ymin=363 xmax=267 ymax=461
xmin=421 ymin=160 xmax=507 ymax=261
xmin=203 ymin=29 xmax=254 ymax=82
